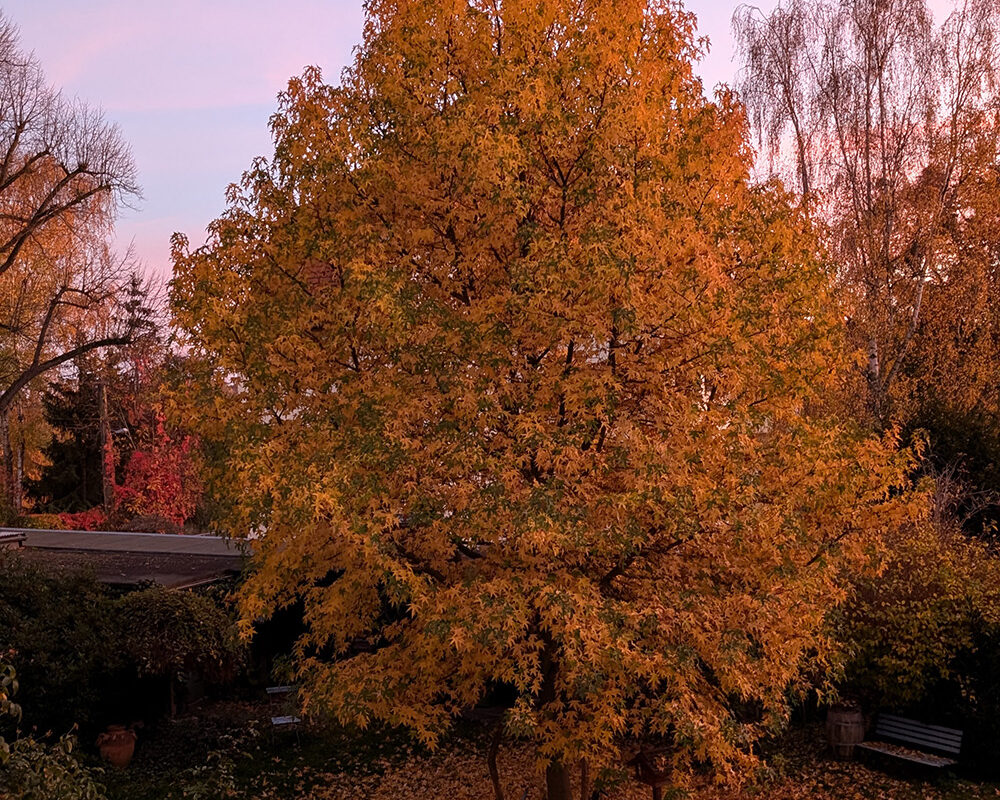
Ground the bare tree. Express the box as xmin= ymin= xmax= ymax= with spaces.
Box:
xmin=0 ymin=14 xmax=147 ymax=512
xmin=0 ymin=244 xmax=153 ymax=416
xmin=0 ymin=14 xmax=138 ymax=276
xmin=734 ymin=0 xmax=1000 ymax=423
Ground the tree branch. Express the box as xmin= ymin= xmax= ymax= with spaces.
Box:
xmin=0 ymin=335 xmax=131 ymax=416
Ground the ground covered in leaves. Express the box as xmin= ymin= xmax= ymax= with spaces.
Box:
xmin=98 ymin=701 xmax=1000 ymax=800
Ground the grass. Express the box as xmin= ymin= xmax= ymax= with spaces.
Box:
xmin=98 ymin=698 xmax=454 ymax=800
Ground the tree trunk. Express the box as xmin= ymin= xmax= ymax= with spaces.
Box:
xmin=546 ymin=760 xmax=572 ymax=800
xmin=98 ymin=379 xmax=114 ymax=513
xmin=488 ymin=722 xmax=505 ymax=800
xmin=578 ymin=758 xmax=591 ymax=800
xmin=537 ymin=632 xmax=571 ymax=800
xmin=13 ymin=403 xmax=23 ymax=514
xmin=866 ymin=337 xmax=883 ymax=423
xmin=0 ymin=408 xmax=14 ymax=518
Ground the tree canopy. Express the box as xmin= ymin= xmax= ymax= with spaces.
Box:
xmin=171 ymin=0 xmax=920 ymax=794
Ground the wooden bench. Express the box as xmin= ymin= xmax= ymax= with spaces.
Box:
xmin=856 ymin=714 xmax=962 ymax=768
xmin=0 ymin=530 xmax=25 ymax=548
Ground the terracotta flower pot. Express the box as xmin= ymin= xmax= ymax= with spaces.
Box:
xmin=96 ymin=725 xmax=136 ymax=768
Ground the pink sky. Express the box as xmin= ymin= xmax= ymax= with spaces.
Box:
xmin=3 ymin=0 xmax=366 ymax=278
xmin=0 ymin=0 xmax=950 ymax=279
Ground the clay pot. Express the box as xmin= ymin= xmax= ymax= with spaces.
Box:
xmin=96 ymin=725 xmax=136 ymax=768
xmin=826 ymin=705 xmax=865 ymax=760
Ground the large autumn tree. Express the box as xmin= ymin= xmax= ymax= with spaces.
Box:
xmin=171 ymin=0 xmax=918 ymax=795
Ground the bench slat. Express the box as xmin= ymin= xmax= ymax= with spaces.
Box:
xmin=874 ymin=722 xmax=962 ymax=753
xmin=877 ymin=715 xmax=962 ymax=738
xmin=875 ymin=733 xmax=962 ymax=755
xmin=875 ymin=731 xmax=962 ymax=752
xmin=875 ymin=720 xmax=963 ymax=743
xmin=873 ymin=726 xmax=962 ymax=753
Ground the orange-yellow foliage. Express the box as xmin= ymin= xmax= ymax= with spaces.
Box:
xmin=171 ymin=0 xmax=922 ymax=784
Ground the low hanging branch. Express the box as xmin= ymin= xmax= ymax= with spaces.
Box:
xmin=0 ymin=333 xmax=132 ymax=417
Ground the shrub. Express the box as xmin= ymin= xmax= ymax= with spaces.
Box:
xmin=0 ymin=556 xmax=244 ymax=733
xmin=116 ymin=588 xmax=243 ymax=683
xmin=1 ymin=734 xmax=107 ymax=800
xmin=834 ymin=519 xmax=1000 ymax=709
xmin=120 ymin=514 xmax=182 ymax=535
xmin=56 ymin=509 xmax=108 ymax=531
xmin=0 ymin=663 xmax=107 ymax=800
xmin=14 ymin=514 xmax=68 ymax=530
xmin=0 ymin=554 xmax=119 ymax=732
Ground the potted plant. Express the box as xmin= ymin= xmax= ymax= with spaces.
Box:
xmin=96 ymin=724 xmax=137 ymax=768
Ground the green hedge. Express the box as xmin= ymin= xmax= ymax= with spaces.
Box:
xmin=0 ymin=554 xmax=243 ymax=734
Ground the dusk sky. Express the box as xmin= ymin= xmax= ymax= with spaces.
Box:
xmin=0 ymin=0 xmax=897 ymax=278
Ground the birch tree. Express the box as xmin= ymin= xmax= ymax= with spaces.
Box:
xmin=735 ymin=0 xmax=1000 ymax=426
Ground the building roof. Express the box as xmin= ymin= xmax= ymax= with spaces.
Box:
xmin=2 ymin=528 xmax=249 ymax=590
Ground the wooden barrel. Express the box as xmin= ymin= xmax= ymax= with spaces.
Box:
xmin=826 ymin=707 xmax=865 ymax=759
